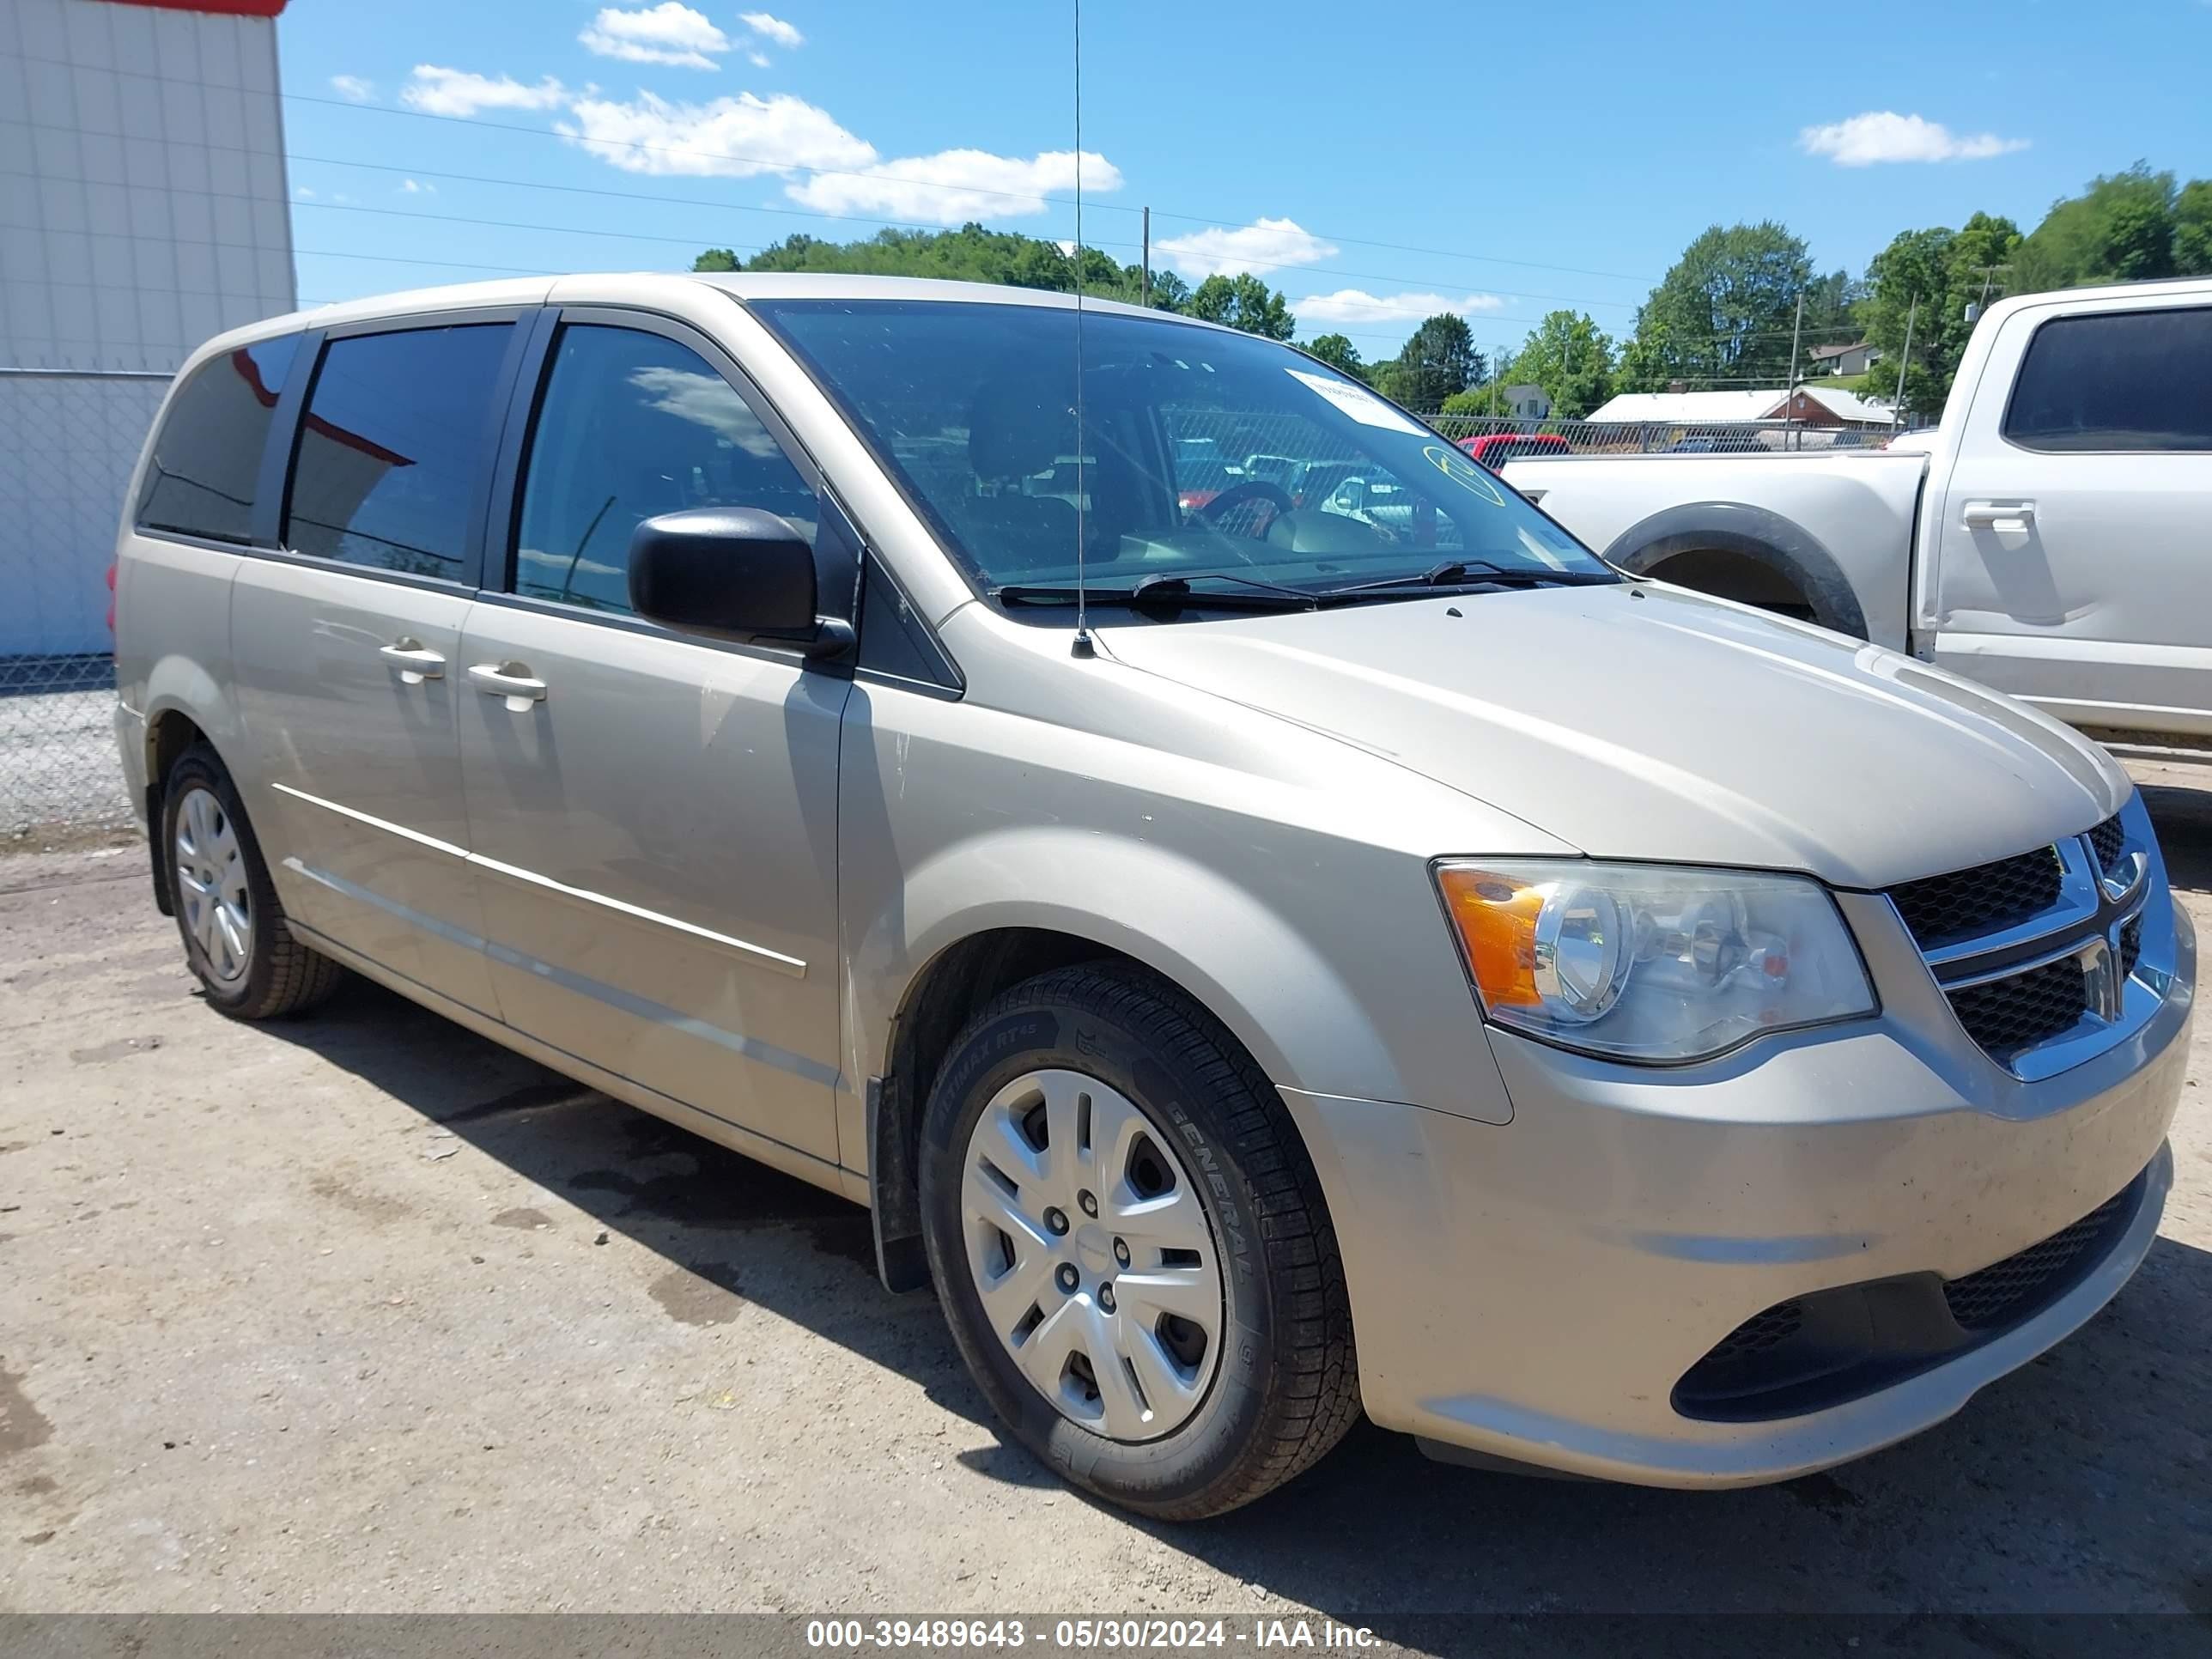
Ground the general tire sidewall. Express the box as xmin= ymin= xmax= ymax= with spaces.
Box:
xmin=162 ymin=754 xmax=279 ymax=1014
xmin=920 ymin=995 xmax=1274 ymax=1510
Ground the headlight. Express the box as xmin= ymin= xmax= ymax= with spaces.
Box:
xmin=1433 ymin=860 xmax=1875 ymax=1062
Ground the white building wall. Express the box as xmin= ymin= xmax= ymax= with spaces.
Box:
xmin=1 ymin=0 xmax=293 ymax=656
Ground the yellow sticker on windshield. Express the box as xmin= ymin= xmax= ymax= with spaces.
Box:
xmin=1421 ymin=443 xmax=1508 ymax=506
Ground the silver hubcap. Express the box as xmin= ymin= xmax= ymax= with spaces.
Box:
xmin=961 ymin=1068 xmax=1223 ymax=1442
xmin=174 ymin=786 xmax=252 ymax=986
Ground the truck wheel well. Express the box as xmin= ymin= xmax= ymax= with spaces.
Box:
xmin=867 ymin=928 xmax=1209 ymax=1292
xmin=1644 ymin=547 xmax=1818 ymax=622
xmin=1604 ymin=503 xmax=1870 ymax=641
xmin=143 ymin=712 xmax=208 ymax=917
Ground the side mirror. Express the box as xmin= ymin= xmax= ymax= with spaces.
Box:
xmin=627 ymin=507 xmax=849 ymax=656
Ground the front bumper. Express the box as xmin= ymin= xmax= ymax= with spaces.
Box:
xmin=1280 ymin=895 xmax=2194 ymax=1487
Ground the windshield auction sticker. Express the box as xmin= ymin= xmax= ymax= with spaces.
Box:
xmin=1419 ymin=442 xmax=1509 ymax=507
xmin=1285 ymin=368 xmax=1430 ymax=437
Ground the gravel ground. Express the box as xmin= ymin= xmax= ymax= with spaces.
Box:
xmin=1 ymin=769 xmax=2208 ymax=1625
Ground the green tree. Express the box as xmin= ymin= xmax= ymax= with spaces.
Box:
xmin=1625 ymin=222 xmax=1813 ymax=390
xmin=1860 ymin=211 xmax=2025 ymax=414
xmin=1496 ymin=310 xmax=1616 ymax=419
xmin=1146 ymin=270 xmax=1193 ymax=313
xmin=2175 ymin=180 xmax=2212 ymax=275
xmin=2014 ymin=164 xmax=2180 ymax=290
xmin=693 ymin=247 xmax=740 ymax=272
xmin=1379 ymin=313 xmax=1483 ymax=408
xmin=1188 ymin=273 xmax=1297 ymax=339
xmin=1300 ymin=333 xmax=1367 ymax=380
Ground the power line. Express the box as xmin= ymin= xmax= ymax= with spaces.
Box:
xmin=21 ymin=46 xmax=1675 ymax=289
xmin=9 ymin=45 xmax=1843 ymax=330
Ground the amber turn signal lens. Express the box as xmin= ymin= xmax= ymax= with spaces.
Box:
xmin=1437 ymin=866 xmax=1544 ymax=1009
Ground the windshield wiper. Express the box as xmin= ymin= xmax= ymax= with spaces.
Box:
xmin=1320 ymin=558 xmax=1615 ymax=599
xmin=994 ymin=574 xmax=1318 ymax=612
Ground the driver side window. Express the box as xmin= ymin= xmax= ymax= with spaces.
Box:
xmin=514 ymin=324 xmax=819 ymax=615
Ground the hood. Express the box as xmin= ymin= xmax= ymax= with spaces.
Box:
xmin=1097 ymin=582 xmax=2127 ymax=890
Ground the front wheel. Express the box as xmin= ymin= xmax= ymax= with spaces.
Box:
xmin=161 ymin=744 xmax=344 ymax=1019
xmin=918 ymin=963 xmax=1359 ymax=1518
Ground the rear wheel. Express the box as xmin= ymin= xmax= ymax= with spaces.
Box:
xmin=918 ymin=963 xmax=1359 ymax=1518
xmin=161 ymin=744 xmax=343 ymax=1019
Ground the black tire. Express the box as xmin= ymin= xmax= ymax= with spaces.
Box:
xmin=918 ymin=963 xmax=1359 ymax=1519
xmin=161 ymin=744 xmax=344 ymax=1019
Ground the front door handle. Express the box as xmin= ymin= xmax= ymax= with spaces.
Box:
xmin=468 ymin=662 xmax=549 ymax=711
xmin=1962 ymin=500 xmax=2036 ymax=533
xmin=379 ymin=640 xmax=445 ymax=684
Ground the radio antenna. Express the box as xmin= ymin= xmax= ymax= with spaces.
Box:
xmin=1069 ymin=0 xmax=1093 ymax=658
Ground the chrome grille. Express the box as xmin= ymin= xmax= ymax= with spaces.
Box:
xmin=1887 ymin=806 xmax=2161 ymax=1079
xmin=2088 ymin=813 xmax=2126 ymax=879
xmin=1947 ymin=956 xmax=2087 ymax=1060
xmin=1888 ymin=846 xmax=2063 ymax=949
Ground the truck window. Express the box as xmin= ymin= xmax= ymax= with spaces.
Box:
xmin=285 ymin=323 xmax=514 ymax=580
xmin=2002 ymin=307 xmax=2212 ymax=453
xmin=134 ymin=334 xmax=300 ymax=544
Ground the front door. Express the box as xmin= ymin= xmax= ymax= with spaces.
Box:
xmin=232 ymin=317 xmax=523 ymax=1012
xmin=1926 ymin=299 xmax=2212 ymax=738
xmin=456 ymin=313 xmax=849 ymax=1164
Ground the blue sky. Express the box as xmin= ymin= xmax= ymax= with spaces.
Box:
xmin=277 ymin=0 xmax=2212 ymax=361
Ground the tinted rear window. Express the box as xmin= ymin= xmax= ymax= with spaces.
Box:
xmin=135 ymin=334 xmax=299 ymax=544
xmin=286 ymin=324 xmax=514 ymax=580
xmin=2003 ymin=307 xmax=2212 ymax=453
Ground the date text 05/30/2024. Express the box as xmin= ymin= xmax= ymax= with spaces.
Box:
xmin=805 ymin=1620 xmax=1381 ymax=1650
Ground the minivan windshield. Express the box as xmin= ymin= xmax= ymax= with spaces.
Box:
xmin=752 ymin=299 xmax=1613 ymax=613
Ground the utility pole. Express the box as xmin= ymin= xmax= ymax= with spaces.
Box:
xmin=1893 ymin=294 xmax=1917 ymax=424
xmin=1784 ymin=292 xmax=1805 ymax=450
xmin=1140 ymin=206 xmax=1150 ymax=307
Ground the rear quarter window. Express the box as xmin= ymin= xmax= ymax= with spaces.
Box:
xmin=135 ymin=334 xmax=300 ymax=544
xmin=2002 ymin=307 xmax=2212 ymax=453
xmin=285 ymin=323 xmax=514 ymax=580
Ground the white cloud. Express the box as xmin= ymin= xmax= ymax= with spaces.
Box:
xmin=400 ymin=178 xmax=436 ymax=194
xmin=1798 ymin=111 xmax=2027 ymax=166
xmin=1152 ymin=216 xmax=1337 ymax=280
xmin=294 ymin=185 xmax=315 ymax=198
xmin=329 ymin=74 xmax=374 ymax=101
xmin=559 ymin=88 xmax=1118 ymax=223
xmin=402 ymin=66 xmax=568 ymax=118
xmin=579 ymin=3 xmax=730 ymax=69
xmin=1293 ymin=289 xmax=1505 ymax=325
xmin=560 ymin=89 xmax=874 ymax=178
xmin=739 ymin=11 xmax=805 ymax=48
xmin=788 ymin=148 xmax=1121 ymax=224
xmin=748 ymin=49 xmax=771 ymax=68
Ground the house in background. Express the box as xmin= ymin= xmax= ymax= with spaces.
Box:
xmin=1584 ymin=386 xmax=1894 ymax=432
xmin=1499 ymin=382 xmax=1551 ymax=420
xmin=0 ymin=0 xmax=295 ymax=659
xmin=1805 ymin=340 xmax=1881 ymax=377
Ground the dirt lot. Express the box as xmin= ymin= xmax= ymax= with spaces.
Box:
xmin=3 ymin=769 xmax=2209 ymax=1624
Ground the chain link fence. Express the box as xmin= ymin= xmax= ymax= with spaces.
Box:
xmin=1 ymin=653 xmax=130 ymax=839
xmin=1413 ymin=411 xmax=1899 ymax=456
xmin=1 ymin=368 xmax=163 ymax=842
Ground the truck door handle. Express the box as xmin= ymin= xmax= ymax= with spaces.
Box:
xmin=379 ymin=640 xmax=445 ymax=684
xmin=468 ymin=662 xmax=548 ymax=710
xmin=1962 ymin=501 xmax=2035 ymax=532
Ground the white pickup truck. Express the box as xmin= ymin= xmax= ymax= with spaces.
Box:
xmin=1500 ymin=276 xmax=2212 ymax=757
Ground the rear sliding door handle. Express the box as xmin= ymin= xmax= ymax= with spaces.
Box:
xmin=379 ymin=640 xmax=445 ymax=684
xmin=468 ymin=662 xmax=549 ymax=710
xmin=1962 ymin=501 xmax=2035 ymax=532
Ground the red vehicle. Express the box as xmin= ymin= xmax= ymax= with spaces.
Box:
xmin=1457 ymin=431 xmax=1571 ymax=470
